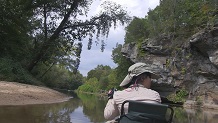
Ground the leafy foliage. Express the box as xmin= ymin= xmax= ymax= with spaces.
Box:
xmin=112 ymin=44 xmax=133 ymax=83
xmin=31 ymin=63 xmax=84 ymax=90
xmin=78 ymin=44 xmax=133 ymax=93
xmin=78 ymin=65 xmax=113 ymax=93
xmin=125 ymin=0 xmax=218 ymax=44
xmin=167 ymin=88 xmax=188 ymax=103
xmin=0 ymin=0 xmax=34 ymax=60
xmin=125 ymin=17 xmax=149 ymax=44
xmin=76 ymin=0 xmax=218 ymax=94
xmin=27 ymin=0 xmax=131 ymax=72
xmin=1 ymin=0 xmax=217 ymax=92
xmin=0 ymin=0 xmax=130 ymax=89
xmin=87 ymin=65 xmax=111 ymax=80
xmin=78 ymin=77 xmax=99 ymax=92
xmin=0 ymin=57 xmax=42 ymax=85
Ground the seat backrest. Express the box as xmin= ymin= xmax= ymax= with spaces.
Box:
xmin=128 ymin=100 xmax=168 ymax=118
xmin=119 ymin=100 xmax=174 ymax=123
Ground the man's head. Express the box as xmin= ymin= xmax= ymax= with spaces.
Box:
xmin=119 ymin=62 xmax=161 ymax=87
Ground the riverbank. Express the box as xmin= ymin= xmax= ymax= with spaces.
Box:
xmin=0 ymin=81 xmax=71 ymax=105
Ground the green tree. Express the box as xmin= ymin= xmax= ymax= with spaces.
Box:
xmin=0 ymin=0 xmax=33 ymax=60
xmin=124 ymin=17 xmax=149 ymax=44
xmin=99 ymin=76 xmax=109 ymax=90
xmin=0 ymin=0 xmax=130 ymax=86
xmin=87 ymin=65 xmax=112 ymax=90
xmin=147 ymin=0 xmax=218 ymax=38
xmin=35 ymin=63 xmax=84 ymax=90
xmin=87 ymin=65 xmax=111 ymax=80
xmin=107 ymin=70 xmax=118 ymax=89
xmin=111 ymin=44 xmax=133 ymax=83
xmin=67 ymin=72 xmax=84 ymax=90
xmin=78 ymin=77 xmax=99 ymax=92
xmin=26 ymin=0 xmax=131 ymax=72
xmin=78 ymin=65 xmax=114 ymax=92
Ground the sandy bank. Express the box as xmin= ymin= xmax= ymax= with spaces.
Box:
xmin=0 ymin=81 xmax=71 ymax=105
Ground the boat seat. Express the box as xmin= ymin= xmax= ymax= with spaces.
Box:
xmin=118 ymin=100 xmax=174 ymax=123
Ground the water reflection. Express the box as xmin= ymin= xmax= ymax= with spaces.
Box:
xmin=77 ymin=93 xmax=107 ymax=123
xmin=0 ymin=97 xmax=82 ymax=123
xmin=0 ymin=92 xmax=218 ymax=123
xmin=173 ymin=107 xmax=218 ymax=123
xmin=0 ymin=92 xmax=107 ymax=123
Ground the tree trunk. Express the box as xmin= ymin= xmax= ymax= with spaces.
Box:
xmin=39 ymin=62 xmax=55 ymax=78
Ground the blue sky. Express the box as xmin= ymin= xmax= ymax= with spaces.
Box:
xmin=78 ymin=0 xmax=160 ymax=76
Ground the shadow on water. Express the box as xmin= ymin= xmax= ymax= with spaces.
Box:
xmin=0 ymin=91 xmax=218 ymax=123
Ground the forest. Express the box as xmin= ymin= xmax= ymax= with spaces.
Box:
xmin=0 ymin=0 xmax=217 ymax=92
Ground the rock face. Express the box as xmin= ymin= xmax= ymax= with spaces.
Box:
xmin=121 ymin=27 xmax=218 ymax=107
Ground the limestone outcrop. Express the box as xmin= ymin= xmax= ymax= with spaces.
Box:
xmin=121 ymin=27 xmax=218 ymax=108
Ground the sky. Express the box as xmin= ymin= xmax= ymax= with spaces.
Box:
xmin=78 ymin=0 xmax=160 ymax=76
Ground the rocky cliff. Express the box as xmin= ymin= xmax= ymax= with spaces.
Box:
xmin=121 ymin=27 xmax=218 ymax=108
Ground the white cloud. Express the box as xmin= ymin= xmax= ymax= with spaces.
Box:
xmin=78 ymin=0 xmax=159 ymax=76
xmin=79 ymin=40 xmax=118 ymax=75
xmin=100 ymin=0 xmax=160 ymax=17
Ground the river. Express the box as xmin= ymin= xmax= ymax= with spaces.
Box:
xmin=0 ymin=92 xmax=218 ymax=123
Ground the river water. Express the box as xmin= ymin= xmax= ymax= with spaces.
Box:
xmin=0 ymin=92 xmax=218 ymax=123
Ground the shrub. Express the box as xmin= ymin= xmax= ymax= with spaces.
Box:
xmin=0 ymin=57 xmax=42 ymax=85
xmin=167 ymin=88 xmax=188 ymax=103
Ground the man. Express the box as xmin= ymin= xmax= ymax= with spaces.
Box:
xmin=104 ymin=62 xmax=162 ymax=121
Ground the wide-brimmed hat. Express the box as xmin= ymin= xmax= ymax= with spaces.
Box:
xmin=119 ymin=62 xmax=161 ymax=87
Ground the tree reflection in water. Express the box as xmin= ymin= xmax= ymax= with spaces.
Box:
xmin=77 ymin=93 xmax=107 ymax=123
xmin=0 ymin=91 xmax=107 ymax=123
xmin=0 ymin=97 xmax=81 ymax=123
xmin=172 ymin=107 xmax=218 ymax=123
xmin=0 ymin=92 xmax=218 ymax=123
